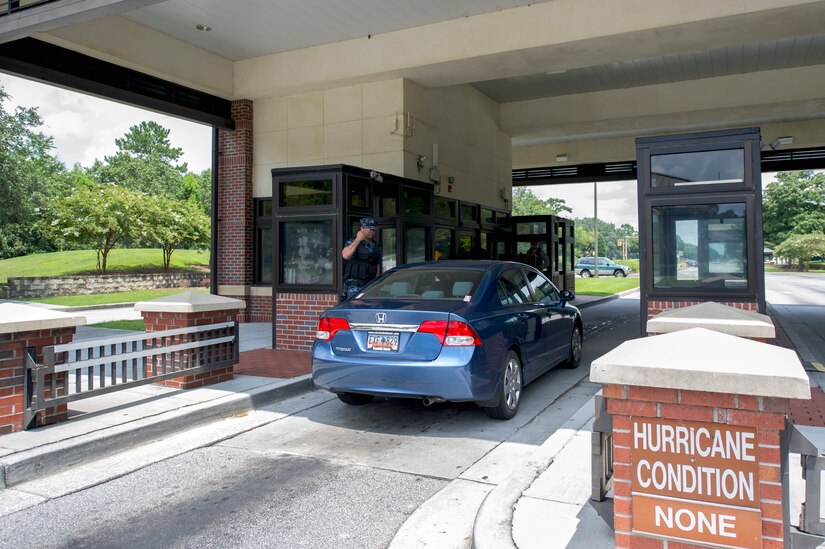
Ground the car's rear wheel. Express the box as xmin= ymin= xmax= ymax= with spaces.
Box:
xmin=562 ymin=324 xmax=583 ymax=369
xmin=337 ymin=392 xmax=374 ymax=405
xmin=483 ymin=350 xmax=522 ymax=420
xmin=614 ymin=270 xmax=626 ymax=277
xmin=580 ymin=269 xmax=592 ymax=278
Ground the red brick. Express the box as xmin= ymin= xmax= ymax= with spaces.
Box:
xmin=679 ymin=390 xmax=735 ymax=408
xmin=761 ymin=519 xmax=783 ymax=539
xmin=614 ymin=479 xmax=632 ymax=497
xmin=758 ymin=445 xmax=781 ymax=465
xmin=614 ymin=496 xmax=632 ymax=515
xmin=759 ymin=481 xmax=782 ymax=501
xmin=604 ymin=384 xmax=627 ymax=399
xmin=608 ymin=399 xmax=658 ymax=418
xmin=760 ymin=397 xmax=790 ymax=413
xmin=758 ymin=431 xmax=781 ymax=446
xmin=659 ymin=403 xmax=714 ymax=422
xmin=615 ymin=533 xmax=632 ymax=548
xmin=737 ymin=394 xmax=760 ymax=411
xmin=727 ymin=409 xmax=785 ymax=429
xmin=613 ymin=446 xmax=631 ymax=465
xmin=613 ymin=415 xmax=631 ymax=431
xmin=613 ymin=514 xmax=632 ymax=533
xmin=762 ymin=539 xmax=784 ymax=549
xmin=612 ymin=431 xmax=630 ymax=448
xmin=628 ymin=386 xmax=678 ymax=403
xmin=628 ymin=535 xmax=663 ymax=549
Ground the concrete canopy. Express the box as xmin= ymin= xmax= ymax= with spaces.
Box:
xmin=2 ymin=0 xmax=824 ymax=167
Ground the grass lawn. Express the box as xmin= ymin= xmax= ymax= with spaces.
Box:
xmin=24 ymin=288 xmax=209 ymax=307
xmin=0 ymin=249 xmax=209 ymax=283
xmin=574 ymin=277 xmax=639 ymax=296
xmin=87 ymin=320 xmax=146 ymax=331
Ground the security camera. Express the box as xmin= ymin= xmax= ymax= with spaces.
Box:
xmin=369 ymin=170 xmax=383 ymax=182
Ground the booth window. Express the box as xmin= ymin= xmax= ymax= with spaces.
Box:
xmin=434 ymin=196 xmax=456 ymax=220
xmin=279 ymin=219 xmax=334 ymax=285
xmin=435 ymin=228 xmax=453 ymax=260
xmin=254 ymin=198 xmax=273 ymax=284
xmin=381 ymin=228 xmax=397 ymax=272
xmin=403 ymin=188 xmax=430 ymax=216
xmin=651 ymin=202 xmax=748 ymax=291
xmin=460 ymin=203 xmax=478 ymax=224
xmin=279 ymin=178 xmax=333 ymax=207
xmin=404 ymin=226 xmax=427 ymax=263
xmin=651 ymin=149 xmax=744 ymax=188
xmin=347 ymin=177 xmax=370 ymax=209
xmin=517 ymin=221 xmax=546 ymax=235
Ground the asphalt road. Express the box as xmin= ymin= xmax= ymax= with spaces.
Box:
xmin=0 ymin=295 xmax=641 ymax=549
xmin=765 ymin=271 xmax=825 ymax=368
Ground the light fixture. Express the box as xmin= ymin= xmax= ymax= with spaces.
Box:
xmin=776 ymin=136 xmax=794 ymax=146
xmin=195 ymin=24 xmax=212 ymax=32
xmin=555 ymin=154 xmax=569 ymax=162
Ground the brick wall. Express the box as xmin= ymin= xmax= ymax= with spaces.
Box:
xmin=217 ymin=99 xmax=254 ymax=288
xmin=2 ymin=272 xmax=206 ymax=299
xmin=0 ymin=326 xmax=75 ymax=433
xmin=605 ymin=384 xmax=788 ymax=549
xmin=244 ymin=294 xmax=272 ymax=323
xmin=647 ymin=300 xmax=758 ymax=319
xmin=275 ymin=292 xmax=338 ymax=350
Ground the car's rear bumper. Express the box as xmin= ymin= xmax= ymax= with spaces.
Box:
xmin=311 ymin=343 xmax=498 ymax=402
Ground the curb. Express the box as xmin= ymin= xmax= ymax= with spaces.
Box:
xmin=576 ymin=287 xmax=639 ymax=309
xmin=471 ymin=397 xmax=596 ymax=549
xmin=0 ymin=375 xmax=313 ymax=489
xmin=53 ymin=302 xmax=137 ymax=312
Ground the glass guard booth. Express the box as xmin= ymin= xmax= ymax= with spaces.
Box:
xmin=636 ymin=128 xmax=765 ymax=333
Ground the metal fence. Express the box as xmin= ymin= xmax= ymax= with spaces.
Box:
xmin=24 ymin=321 xmax=238 ymax=429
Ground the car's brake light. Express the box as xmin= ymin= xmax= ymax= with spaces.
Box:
xmin=417 ymin=320 xmax=481 ymax=346
xmin=316 ymin=317 xmax=350 ymax=340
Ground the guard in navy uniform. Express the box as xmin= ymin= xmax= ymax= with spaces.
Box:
xmin=341 ymin=218 xmax=382 ymax=299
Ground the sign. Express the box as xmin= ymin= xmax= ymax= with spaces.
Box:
xmin=631 ymin=418 xmax=762 ymax=549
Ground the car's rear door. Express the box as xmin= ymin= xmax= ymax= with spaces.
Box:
xmin=524 ymin=268 xmax=572 ymax=364
xmin=497 ymin=267 xmax=551 ymax=372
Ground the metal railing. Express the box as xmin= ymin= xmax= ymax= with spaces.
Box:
xmin=23 ymin=321 xmax=238 ymax=429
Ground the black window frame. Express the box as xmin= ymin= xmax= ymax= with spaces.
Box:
xmin=274 ymin=214 xmax=338 ymax=293
xmin=254 ymin=198 xmax=273 ymax=285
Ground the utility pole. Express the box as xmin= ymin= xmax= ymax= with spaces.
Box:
xmin=593 ymin=182 xmax=599 ymax=277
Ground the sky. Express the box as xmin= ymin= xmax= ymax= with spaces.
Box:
xmin=0 ymin=72 xmax=213 ymax=172
xmin=3 ymin=71 xmax=791 ymax=232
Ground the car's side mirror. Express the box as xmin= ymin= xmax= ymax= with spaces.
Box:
xmin=561 ymin=290 xmax=575 ymax=302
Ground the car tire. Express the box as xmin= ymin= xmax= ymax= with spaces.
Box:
xmin=337 ymin=392 xmax=374 ymax=405
xmin=614 ymin=270 xmax=626 ymax=277
xmin=562 ymin=324 xmax=583 ymax=369
xmin=580 ymin=269 xmax=592 ymax=278
xmin=483 ymin=350 xmax=522 ymax=420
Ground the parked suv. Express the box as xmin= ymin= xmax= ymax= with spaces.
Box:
xmin=575 ymin=257 xmax=631 ymax=278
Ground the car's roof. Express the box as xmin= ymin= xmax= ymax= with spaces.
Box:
xmin=391 ymin=260 xmax=521 ymax=272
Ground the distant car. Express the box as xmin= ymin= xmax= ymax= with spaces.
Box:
xmin=312 ymin=260 xmax=583 ymax=420
xmin=575 ymin=257 xmax=631 ymax=278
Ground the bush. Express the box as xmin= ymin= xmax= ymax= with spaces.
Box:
xmin=774 ymin=234 xmax=825 ymax=271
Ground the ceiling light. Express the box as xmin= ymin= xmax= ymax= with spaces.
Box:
xmin=555 ymin=154 xmax=569 ymax=162
xmin=195 ymin=24 xmax=212 ymax=32
xmin=545 ymin=70 xmax=567 ymax=76
xmin=776 ymin=136 xmax=793 ymax=145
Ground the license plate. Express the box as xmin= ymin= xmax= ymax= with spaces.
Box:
xmin=367 ymin=332 xmax=400 ymax=352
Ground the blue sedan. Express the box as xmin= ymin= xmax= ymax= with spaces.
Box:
xmin=312 ymin=260 xmax=583 ymax=419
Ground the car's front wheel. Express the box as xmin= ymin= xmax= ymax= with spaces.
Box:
xmin=562 ymin=324 xmax=583 ymax=369
xmin=614 ymin=270 xmax=626 ymax=277
xmin=337 ymin=392 xmax=374 ymax=405
xmin=483 ymin=350 xmax=522 ymax=420
xmin=580 ymin=269 xmax=592 ymax=278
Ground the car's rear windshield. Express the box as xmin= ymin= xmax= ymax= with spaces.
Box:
xmin=360 ymin=269 xmax=484 ymax=300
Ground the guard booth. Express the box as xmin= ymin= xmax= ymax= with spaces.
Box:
xmin=257 ymin=164 xmax=576 ymax=349
xmin=636 ymin=127 xmax=766 ymax=333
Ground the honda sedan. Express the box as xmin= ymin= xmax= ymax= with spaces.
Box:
xmin=312 ymin=260 xmax=583 ymax=419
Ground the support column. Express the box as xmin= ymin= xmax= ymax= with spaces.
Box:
xmin=216 ymin=99 xmax=254 ymax=320
xmin=0 ymin=304 xmax=85 ymax=432
xmin=591 ymin=328 xmax=810 ymax=549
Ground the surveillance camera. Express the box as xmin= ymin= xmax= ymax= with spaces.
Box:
xmin=369 ymin=170 xmax=383 ymax=182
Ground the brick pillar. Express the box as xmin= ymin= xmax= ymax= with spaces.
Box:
xmin=135 ymin=292 xmax=246 ymax=390
xmin=591 ymin=328 xmax=810 ymax=549
xmin=0 ymin=304 xmax=85 ymax=433
xmin=217 ymin=99 xmax=254 ymax=320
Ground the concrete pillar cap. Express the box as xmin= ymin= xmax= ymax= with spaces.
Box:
xmin=0 ymin=303 xmax=86 ymax=334
xmin=134 ymin=291 xmax=246 ymax=313
xmin=590 ymin=327 xmax=810 ymax=399
xmin=647 ymin=301 xmax=774 ymax=338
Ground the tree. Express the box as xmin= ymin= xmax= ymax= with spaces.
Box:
xmin=45 ymin=183 xmax=148 ymax=273
xmin=774 ymin=234 xmax=825 ymax=271
xmin=148 ymin=196 xmax=211 ymax=269
xmin=763 ymin=171 xmax=825 ymax=245
xmin=0 ymin=85 xmax=66 ymax=258
xmin=90 ymin=121 xmax=188 ymax=198
xmin=512 ymin=187 xmax=572 ymax=216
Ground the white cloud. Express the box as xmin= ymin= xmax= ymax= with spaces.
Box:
xmin=529 ymin=179 xmax=639 ymax=229
xmin=1 ymin=73 xmax=212 ymax=172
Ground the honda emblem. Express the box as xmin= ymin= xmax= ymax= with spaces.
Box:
xmin=376 ymin=313 xmax=387 ymax=323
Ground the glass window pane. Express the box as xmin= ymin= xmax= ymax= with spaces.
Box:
xmin=380 ymin=228 xmax=397 ymax=272
xmin=258 ymin=199 xmax=272 ymax=217
xmin=458 ymin=233 xmax=476 ymax=259
xmin=279 ymin=220 xmax=333 ymax=285
xmin=651 ymin=149 xmax=744 ymax=187
xmin=481 ymin=208 xmax=494 ymax=224
xmin=404 ymin=227 xmax=426 ymax=263
xmin=360 ymin=269 xmax=482 ymax=300
xmin=525 ymin=270 xmax=560 ymax=303
xmin=461 ymin=203 xmax=477 ymax=223
xmin=279 ymin=179 xmax=333 ymax=207
xmin=435 ymin=228 xmax=453 ymax=261
xmin=651 ymin=203 xmax=747 ymax=291
xmin=380 ymin=195 xmax=397 ymax=216
xmin=434 ymin=197 xmax=456 ymax=218
xmin=498 ymin=269 xmax=530 ymax=305
xmin=403 ymin=188 xmax=430 ymax=215
xmin=517 ymin=221 xmax=546 ymax=235
xmin=258 ymin=227 xmax=272 ymax=283
xmin=348 ymin=178 xmax=369 ymax=208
